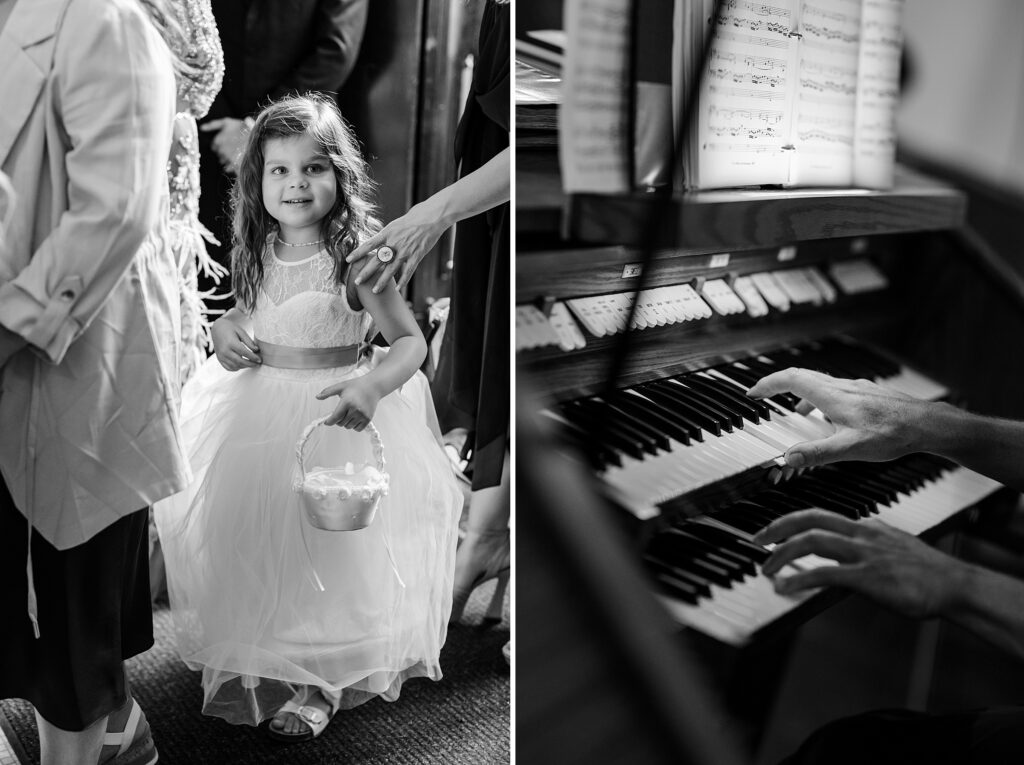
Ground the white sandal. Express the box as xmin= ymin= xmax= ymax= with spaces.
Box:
xmin=265 ymin=698 xmax=334 ymax=743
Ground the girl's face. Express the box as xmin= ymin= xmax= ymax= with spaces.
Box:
xmin=261 ymin=133 xmax=338 ymax=242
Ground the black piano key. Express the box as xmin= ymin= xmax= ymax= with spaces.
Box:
xmin=672 ymin=377 xmax=751 ymax=427
xmin=647 ymin=537 xmax=740 ymax=586
xmin=815 ymin=465 xmax=897 ymax=505
xmin=574 ymin=398 xmax=662 ymax=452
xmin=651 ymin=571 xmax=702 ymax=604
xmin=539 ymin=410 xmax=622 ymax=469
xmin=717 ymin=501 xmax=783 ymax=533
xmin=643 ymin=555 xmax=713 ymax=596
xmin=658 ymin=530 xmax=751 ymax=578
xmin=561 ymin=402 xmax=647 ymax=460
xmin=797 ymin=477 xmax=875 ymax=517
xmin=642 ymin=382 xmax=722 ymax=437
xmin=667 ymin=528 xmax=758 ymax=576
xmin=783 ymin=486 xmax=862 ymax=520
xmin=695 ymin=370 xmax=772 ymax=418
xmin=657 ymin=380 xmax=737 ymax=433
xmin=667 ymin=379 xmax=745 ymax=430
xmin=587 ymin=397 xmax=672 ymax=452
xmin=686 ymin=523 xmax=772 ymax=565
xmin=684 ymin=374 xmax=764 ymax=423
xmin=717 ymin=363 xmax=798 ymax=411
xmin=643 ymin=557 xmax=712 ymax=600
xmin=608 ymin=391 xmax=692 ymax=446
xmin=626 ymin=388 xmax=704 ymax=442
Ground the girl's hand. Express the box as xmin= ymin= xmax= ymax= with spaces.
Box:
xmin=211 ymin=317 xmax=261 ymax=371
xmin=345 ymin=200 xmax=449 ymax=294
xmin=317 ymin=378 xmax=380 ymax=431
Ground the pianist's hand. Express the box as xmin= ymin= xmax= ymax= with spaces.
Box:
xmin=754 ymin=509 xmax=962 ymax=619
xmin=746 ymin=367 xmax=939 ymax=469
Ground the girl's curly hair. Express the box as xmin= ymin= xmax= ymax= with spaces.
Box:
xmin=229 ymin=93 xmax=379 ymax=311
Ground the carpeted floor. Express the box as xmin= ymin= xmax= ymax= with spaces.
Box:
xmin=1 ymin=581 xmax=509 ymax=765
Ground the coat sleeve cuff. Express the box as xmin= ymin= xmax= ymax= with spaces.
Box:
xmin=0 ymin=276 xmax=84 ymax=365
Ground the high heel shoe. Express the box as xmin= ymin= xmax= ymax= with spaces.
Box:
xmin=450 ymin=528 xmax=510 ymax=624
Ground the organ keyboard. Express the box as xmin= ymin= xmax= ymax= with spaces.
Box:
xmin=517 ymin=151 xmax=1012 ymax=647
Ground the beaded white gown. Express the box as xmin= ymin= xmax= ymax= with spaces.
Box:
xmin=154 ymin=246 xmax=461 ymax=726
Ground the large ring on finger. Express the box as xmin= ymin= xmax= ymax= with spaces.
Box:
xmin=376 ymin=245 xmax=395 ymax=263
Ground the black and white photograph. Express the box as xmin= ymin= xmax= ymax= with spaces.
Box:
xmin=517 ymin=0 xmax=1024 ymax=763
xmin=0 ymin=0 xmax=509 ymax=763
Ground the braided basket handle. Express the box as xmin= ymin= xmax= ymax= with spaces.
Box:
xmin=295 ymin=416 xmax=385 ymax=483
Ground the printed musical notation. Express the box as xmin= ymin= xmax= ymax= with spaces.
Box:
xmin=705 ymin=142 xmax=787 ymax=154
xmin=853 ymin=0 xmax=903 ymax=187
xmin=716 ymin=30 xmax=792 ymax=49
xmin=802 ymin=22 xmax=860 ymax=44
xmin=722 ymin=0 xmax=793 ymax=20
xmin=695 ymin=0 xmax=904 ymax=190
xmin=709 ymin=67 xmax=785 ymax=87
xmin=710 ymin=125 xmax=780 ymax=140
xmin=800 ymin=58 xmax=856 ymax=78
xmin=799 ymin=77 xmax=857 ymax=95
xmin=801 ymin=3 xmax=855 ymax=23
xmin=559 ymin=0 xmax=631 ymax=192
xmin=710 ymin=105 xmax=785 ymax=124
xmin=709 ymin=84 xmax=787 ymax=101
xmin=797 ymin=128 xmax=852 ymax=144
xmin=716 ymin=14 xmax=790 ymax=35
xmin=712 ymin=50 xmax=788 ymax=71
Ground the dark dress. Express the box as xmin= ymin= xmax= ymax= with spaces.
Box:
xmin=0 ymin=478 xmax=152 ymax=730
xmin=436 ymin=0 xmax=510 ymax=491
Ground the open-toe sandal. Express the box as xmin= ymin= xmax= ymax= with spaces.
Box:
xmin=265 ymin=699 xmax=335 ymax=743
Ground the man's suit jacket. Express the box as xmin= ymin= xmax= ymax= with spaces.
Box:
xmin=0 ymin=0 xmax=190 ymax=549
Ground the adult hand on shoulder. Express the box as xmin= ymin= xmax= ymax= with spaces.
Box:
xmin=201 ymin=117 xmax=249 ymax=175
xmin=317 ymin=378 xmax=381 ymax=431
xmin=746 ymin=367 xmax=932 ymax=468
xmin=211 ymin=317 xmax=260 ymax=371
xmin=346 ymin=200 xmax=450 ymax=295
xmin=754 ymin=509 xmax=964 ymax=619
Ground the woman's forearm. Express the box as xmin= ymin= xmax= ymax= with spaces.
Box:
xmin=362 ymin=335 xmax=426 ymax=399
xmin=429 ymin=147 xmax=510 ymax=228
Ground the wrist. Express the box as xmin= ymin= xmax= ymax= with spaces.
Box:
xmin=422 ymin=188 xmax=459 ymax=230
xmin=918 ymin=400 xmax=967 ymax=459
xmin=939 ymin=558 xmax=981 ymax=618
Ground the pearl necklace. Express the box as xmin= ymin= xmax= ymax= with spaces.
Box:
xmin=276 ymin=235 xmax=324 ymax=248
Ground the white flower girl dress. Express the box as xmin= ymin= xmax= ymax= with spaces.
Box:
xmin=154 ymin=245 xmax=462 ymax=725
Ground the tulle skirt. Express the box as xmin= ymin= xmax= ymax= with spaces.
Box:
xmin=153 ymin=355 xmax=462 ymax=725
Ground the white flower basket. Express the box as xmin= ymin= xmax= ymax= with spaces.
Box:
xmin=293 ymin=416 xmax=389 ymax=531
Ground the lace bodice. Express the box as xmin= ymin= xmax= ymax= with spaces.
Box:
xmin=252 ymin=247 xmax=372 ymax=348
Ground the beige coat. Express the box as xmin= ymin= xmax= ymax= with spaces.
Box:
xmin=0 ymin=0 xmax=190 ymax=549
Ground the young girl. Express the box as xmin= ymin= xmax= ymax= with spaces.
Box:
xmin=154 ymin=95 xmax=462 ymax=742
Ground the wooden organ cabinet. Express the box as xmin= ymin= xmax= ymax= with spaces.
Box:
xmin=516 ymin=149 xmax=1024 ymax=764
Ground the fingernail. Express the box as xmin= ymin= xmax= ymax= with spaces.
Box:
xmin=354 ymin=278 xmax=362 ymax=285
xmin=373 ymin=287 xmax=380 ymax=294
xmin=775 ymin=577 xmax=793 ymax=594
xmin=786 ymin=451 xmax=806 ymax=468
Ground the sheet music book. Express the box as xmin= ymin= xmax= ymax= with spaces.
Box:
xmin=559 ymin=0 xmax=632 ymax=193
xmin=682 ymin=0 xmax=905 ymax=190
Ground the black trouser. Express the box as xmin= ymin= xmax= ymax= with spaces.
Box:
xmin=0 ymin=476 xmax=152 ymax=730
